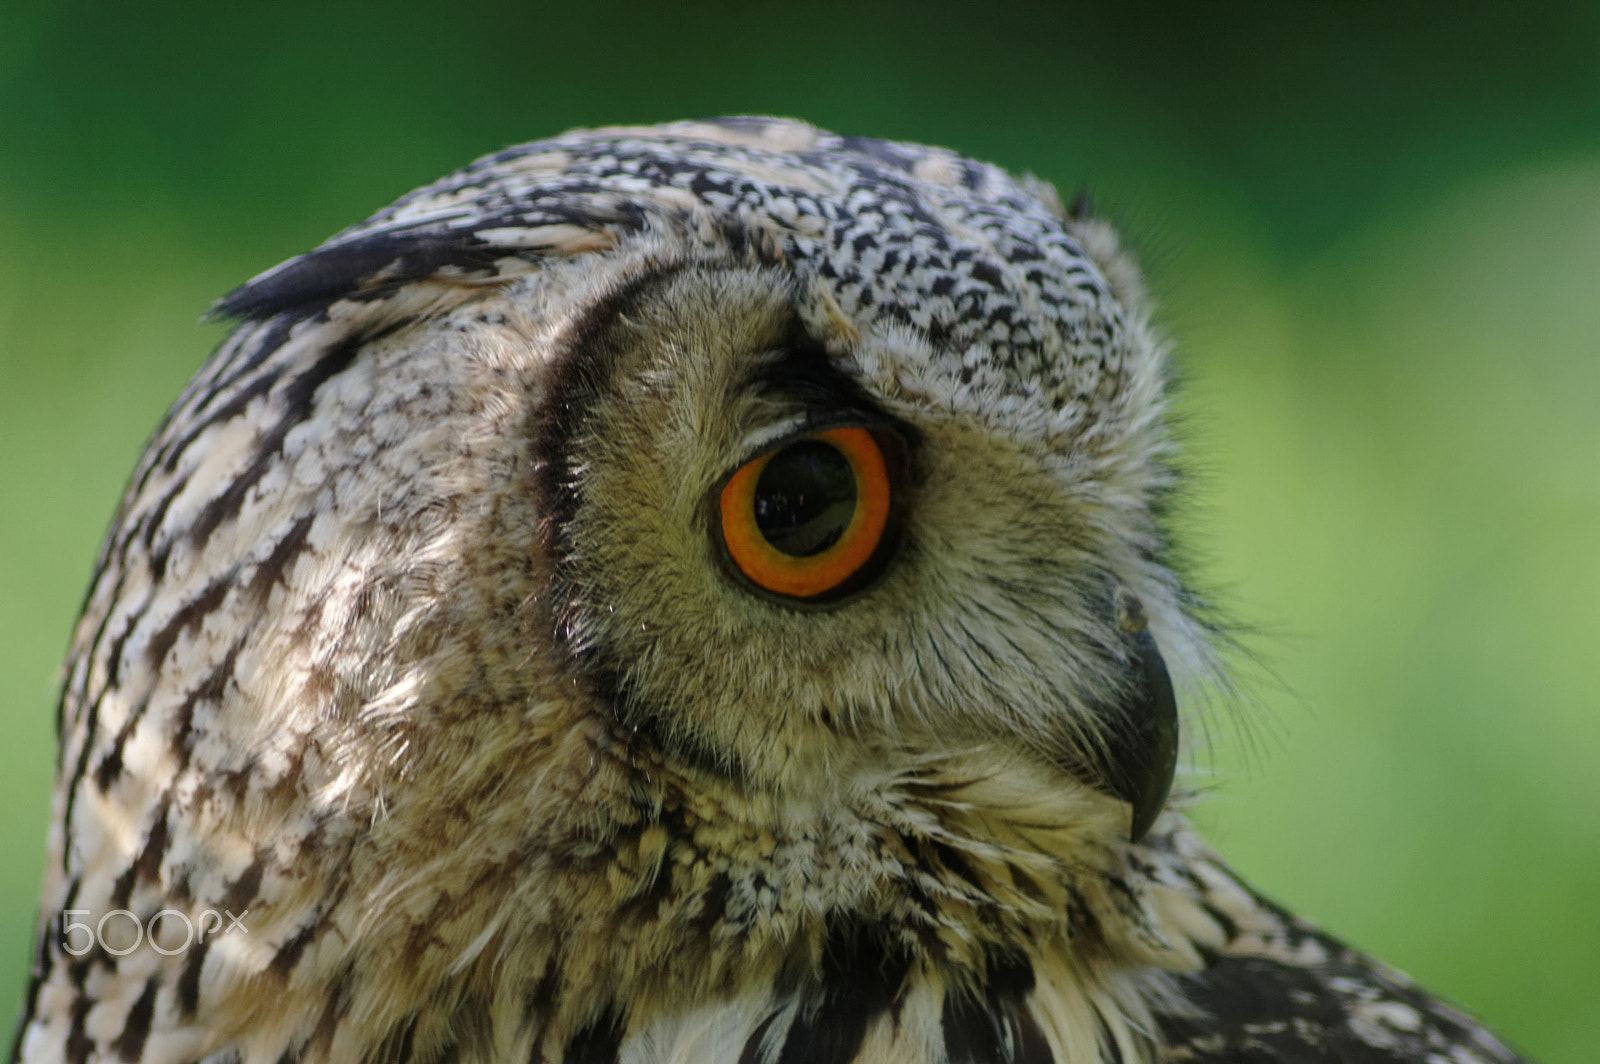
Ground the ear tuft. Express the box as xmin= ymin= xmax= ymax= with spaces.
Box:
xmin=1067 ymin=215 xmax=1148 ymax=313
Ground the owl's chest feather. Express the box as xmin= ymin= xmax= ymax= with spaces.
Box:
xmin=470 ymin=756 xmax=1190 ymax=1064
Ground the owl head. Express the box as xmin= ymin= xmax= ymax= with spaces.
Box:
xmin=214 ymin=115 xmax=1197 ymax=823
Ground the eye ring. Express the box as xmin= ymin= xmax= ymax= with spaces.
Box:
xmin=716 ymin=425 xmax=901 ymax=603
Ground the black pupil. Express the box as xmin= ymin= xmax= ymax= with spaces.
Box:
xmin=753 ymin=440 xmax=858 ymax=557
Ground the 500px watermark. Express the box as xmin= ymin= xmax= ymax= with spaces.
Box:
xmin=61 ymin=908 xmax=248 ymax=957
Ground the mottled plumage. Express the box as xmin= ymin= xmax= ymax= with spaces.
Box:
xmin=11 ymin=118 xmax=1527 ymax=1064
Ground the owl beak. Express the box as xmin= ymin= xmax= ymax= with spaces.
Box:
xmin=1068 ymin=624 xmax=1184 ymax=838
xmin=1094 ymin=628 xmax=1179 ymax=843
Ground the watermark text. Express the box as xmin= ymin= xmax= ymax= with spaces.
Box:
xmin=62 ymin=908 xmax=248 ymax=957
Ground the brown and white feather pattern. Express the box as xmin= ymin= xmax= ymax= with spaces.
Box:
xmin=11 ymin=118 xmax=1527 ymax=1064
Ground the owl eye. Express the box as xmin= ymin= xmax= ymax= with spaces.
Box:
xmin=716 ymin=425 xmax=900 ymax=602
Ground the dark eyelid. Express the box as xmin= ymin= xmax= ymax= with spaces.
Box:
xmin=750 ymin=334 xmax=878 ymax=412
xmin=747 ymin=338 xmax=920 ymax=454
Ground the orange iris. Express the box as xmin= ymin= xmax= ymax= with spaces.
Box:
xmin=718 ymin=426 xmax=893 ymax=599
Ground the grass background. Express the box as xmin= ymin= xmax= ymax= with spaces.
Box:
xmin=2 ymin=1 xmax=1597 ymax=1058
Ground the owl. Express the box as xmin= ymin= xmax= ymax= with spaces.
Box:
xmin=10 ymin=118 xmax=1529 ymax=1064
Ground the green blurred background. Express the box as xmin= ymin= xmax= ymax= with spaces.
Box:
xmin=2 ymin=1 xmax=1597 ymax=1057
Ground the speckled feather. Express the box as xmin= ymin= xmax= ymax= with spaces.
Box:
xmin=11 ymin=118 xmax=1527 ymax=1064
